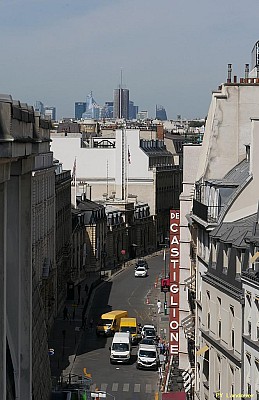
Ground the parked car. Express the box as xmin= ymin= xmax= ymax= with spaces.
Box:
xmin=135 ymin=266 xmax=148 ymax=277
xmin=141 ymin=324 xmax=156 ymax=337
xmin=135 ymin=259 xmax=148 ymax=270
xmin=143 ymin=328 xmax=157 ymax=342
xmin=136 ymin=344 xmax=159 ymax=370
xmin=138 ymin=338 xmax=157 ymax=346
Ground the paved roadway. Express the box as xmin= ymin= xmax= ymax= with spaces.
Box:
xmin=70 ymin=253 xmax=164 ymax=400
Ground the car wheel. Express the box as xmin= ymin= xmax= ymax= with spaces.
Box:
xmin=136 ymin=363 xmax=139 ymax=369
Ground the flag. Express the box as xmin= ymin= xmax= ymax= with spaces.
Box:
xmin=72 ymin=157 xmax=76 ymax=179
xmin=128 ymin=147 xmax=131 ymax=164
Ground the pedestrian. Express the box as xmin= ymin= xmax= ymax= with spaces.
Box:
xmin=81 ymin=315 xmax=87 ymax=331
xmin=89 ymin=318 xmax=94 ymax=331
xmin=63 ymin=305 xmax=69 ymax=320
xmin=77 ymin=284 xmax=81 ymax=304
xmin=84 ymin=283 xmax=88 ymax=295
xmin=157 ymin=299 xmax=162 ymax=314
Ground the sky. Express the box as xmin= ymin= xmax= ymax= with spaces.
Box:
xmin=1 ymin=0 xmax=259 ymax=120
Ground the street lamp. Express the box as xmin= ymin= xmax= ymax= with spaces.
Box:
xmin=159 ymin=239 xmax=169 ymax=315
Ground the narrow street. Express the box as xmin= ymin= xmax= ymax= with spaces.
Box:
xmin=65 ymin=253 xmax=165 ymax=400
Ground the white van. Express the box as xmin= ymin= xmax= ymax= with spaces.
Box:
xmin=136 ymin=343 xmax=159 ymax=370
xmin=110 ymin=332 xmax=131 ymax=364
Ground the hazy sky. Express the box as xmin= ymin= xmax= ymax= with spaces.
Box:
xmin=1 ymin=0 xmax=259 ymax=120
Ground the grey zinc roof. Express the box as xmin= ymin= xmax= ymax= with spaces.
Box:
xmin=210 ymin=213 xmax=257 ymax=248
xmin=208 ymin=158 xmax=249 ymax=186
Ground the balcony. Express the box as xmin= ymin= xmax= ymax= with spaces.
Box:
xmin=192 ymin=199 xmax=221 ymax=223
xmin=242 ymin=269 xmax=259 ymax=283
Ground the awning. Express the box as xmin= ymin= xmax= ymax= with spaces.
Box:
xmin=162 ymin=393 xmax=186 ymax=400
xmin=196 ymin=345 xmax=209 ymax=356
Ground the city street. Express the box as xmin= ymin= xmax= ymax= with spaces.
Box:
xmin=68 ymin=253 xmax=164 ymax=400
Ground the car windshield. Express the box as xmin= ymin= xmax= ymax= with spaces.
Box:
xmin=98 ymin=319 xmax=112 ymax=326
xmin=145 ymin=329 xmax=156 ymax=337
xmin=112 ymin=343 xmax=129 ymax=351
xmin=140 ymin=339 xmax=155 ymax=345
xmin=139 ymin=350 xmax=156 ymax=358
xmin=120 ymin=327 xmax=136 ymax=334
xmin=136 ymin=267 xmax=146 ymax=271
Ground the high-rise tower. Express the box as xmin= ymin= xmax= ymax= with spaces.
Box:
xmin=113 ymin=71 xmax=129 ymax=119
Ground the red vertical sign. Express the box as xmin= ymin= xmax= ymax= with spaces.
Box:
xmin=169 ymin=209 xmax=180 ymax=356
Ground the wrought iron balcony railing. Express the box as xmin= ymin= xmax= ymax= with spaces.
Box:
xmin=192 ymin=199 xmax=222 ymax=223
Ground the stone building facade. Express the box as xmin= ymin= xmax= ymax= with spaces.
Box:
xmin=185 ymin=52 xmax=259 ymax=399
xmin=0 ymin=95 xmax=52 ymax=399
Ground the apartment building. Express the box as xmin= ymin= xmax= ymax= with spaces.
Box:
xmin=51 ymin=128 xmax=182 ymax=245
xmin=0 ymin=95 xmax=53 ymax=399
xmin=181 ymin=44 xmax=259 ymax=399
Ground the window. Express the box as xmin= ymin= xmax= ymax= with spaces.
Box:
xmin=211 ymin=239 xmax=217 ymax=264
xmin=256 ymin=391 xmax=259 ymax=400
xmin=248 ymin=321 xmax=252 ymax=336
xmin=217 ymin=297 xmax=221 ymax=338
xmin=247 ymin=383 xmax=251 ymax=395
xmin=231 ymin=329 xmax=235 ymax=348
xmin=218 ymin=320 xmax=221 ymax=339
xmin=207 ymin=313 xmax=210 ymax=330
xmin=223 ymin=244 xmax=229 ymax=271
xmin=236 ymin=250 xmax=243 ymax=279
xmin=257 ymin=326 xmax=259 ymax=341
xmin=230 ymin=305 xmax=234 ymax=317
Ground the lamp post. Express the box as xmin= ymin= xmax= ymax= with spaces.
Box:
xmin=159 ymin=239 xmax=169 ymax=315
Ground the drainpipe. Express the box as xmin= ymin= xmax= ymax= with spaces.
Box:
xmin=241 ymin=294 xmax=245 ymax=397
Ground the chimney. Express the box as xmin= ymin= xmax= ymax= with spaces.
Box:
xmin=245 ymin=64 xmax=249 ymax=82
xmin=233 ymin=75 xmax=237 ymax=84
xmin=227 ymin=64 xmax=232 ymax=83
xmin=156 ymin=124 xmax=164 ymax=140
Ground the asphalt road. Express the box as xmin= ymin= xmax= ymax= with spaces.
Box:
xmin=70 ymin=253 xmax=164 ymax=400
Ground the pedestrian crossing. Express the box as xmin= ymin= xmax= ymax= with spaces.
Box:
xmin=90 ymin=382 xmax=158 ymax=393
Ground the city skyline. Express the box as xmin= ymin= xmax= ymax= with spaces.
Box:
xmin=1 ymin=0 xmax=259 ymax=120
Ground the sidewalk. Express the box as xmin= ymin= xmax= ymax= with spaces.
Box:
xmin=49 ymin=271 xmax=101 ymax=388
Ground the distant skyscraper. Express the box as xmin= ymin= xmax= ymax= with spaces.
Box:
xmin=75 ymin=102 xmax=86 ymax=120
xmin=129 ymin=101 xmax=138 ymax=120
xmin=35 ymin=101 xmax=45 ymax=115
xmin=44 ymin=106 xmax=56 ymax=121
xmin=113 ymin=88 xmax=129 ymax=119
xmin=137 ymin=110 xmax=148 ymax=120
xmin=82 ymin=92 xmax=99 ymax=119
xmin=156 ymin=105 xmax=167 ymax=120
xmin=104 ymin=101 xmax=114 ymax=118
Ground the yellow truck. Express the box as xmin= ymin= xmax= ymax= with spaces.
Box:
xmin=96 ymin=310 xmax=128 ymax=336
xmin=119 ymin=317 xmax=139 ymax=344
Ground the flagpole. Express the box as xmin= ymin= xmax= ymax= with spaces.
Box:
xmin=126 ymin=145 xmax=130 ymax=201
xmin=73 ymin=157 xmax=77 ymax=209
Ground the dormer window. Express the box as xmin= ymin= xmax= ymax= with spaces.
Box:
xmin=223 ymin=244 xmax=229 ymax=274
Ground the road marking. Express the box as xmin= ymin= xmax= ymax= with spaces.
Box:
xmin=112 ymin=383 xmax=118 ymax=392
xmin=100 ymin=383 xmax=107 ymax=391
xmin=155 ymin=392 xmax=159 ymax=400
xmin=134 ymin=383 xmax=141 ymax=392
xmin=146 ymin=383 xmax=152 ymax=393
xmin=122 ymin=383 xmax=129 ymax=392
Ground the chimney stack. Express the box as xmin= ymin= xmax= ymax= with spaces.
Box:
xmin=227 ymin=64 xmax=232 ymax=83
xmin=245 ymin=64 xmax=249 ymax=81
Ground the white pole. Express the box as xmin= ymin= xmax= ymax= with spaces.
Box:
xmin=73 ymin=157 xmax=77 ymax=209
